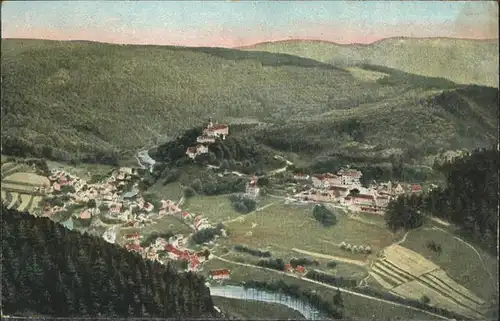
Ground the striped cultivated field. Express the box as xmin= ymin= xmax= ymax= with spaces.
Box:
xmin=1 ymin=162 xmax=47 ymax=214
xmin=370 ymin=245 xmax=487 ymax=319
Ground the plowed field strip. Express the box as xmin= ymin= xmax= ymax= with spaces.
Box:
xmin=423 ymin=274 xmax=485 ymax=309
xmin=7 ymin=192 xmax=19 ymax=209
xmin=17 ymin=194 xmax=33 ymax=212
xmin=391 ymin=280 xmax=483 ymax=319
xmin=428 ymin=270 xmax=485 ymax=305
xmin=369 ymin=269 xmax=400 ymax=289
xmin=372 ymin=263 xmax=408 ymax=285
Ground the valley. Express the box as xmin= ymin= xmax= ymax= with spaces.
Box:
xmin=1 ymin=28 xmax=498 ymax=320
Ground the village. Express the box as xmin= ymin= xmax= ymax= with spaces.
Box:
xmin=290 ymin=169 xmax=425 ymax=215
xmin=30 ymin=118 xmax=431 ymax=285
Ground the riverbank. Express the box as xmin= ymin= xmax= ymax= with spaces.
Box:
xmin=212 ymin=296 xmax=305 ymax=320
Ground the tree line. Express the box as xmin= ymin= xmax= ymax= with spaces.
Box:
xmin=384 ymin=147 xmax=498 ymax=254
xmin=1 ymin=205 xmax=217 ymax=318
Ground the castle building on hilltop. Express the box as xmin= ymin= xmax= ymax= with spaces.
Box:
xmin=203 ymin=117 xmax=229 ymax=140
xmin=186 ymin=118 xmax=229 ymax=160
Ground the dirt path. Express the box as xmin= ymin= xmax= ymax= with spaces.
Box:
xmin=291 ymin=248 xmax=368 ymax=267
xmin=211 ymin=255 xmax=448 ymax=320
xmin=430 ymin=217 xmax=451 ymax=227
xmin=223 ymin=203 xmax=276 ymax=225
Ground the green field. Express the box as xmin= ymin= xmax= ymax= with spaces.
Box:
xmin=212 ymin=296 xmax=305 ymax=320
xmin=222 ymin=202 xmax=396 ymax=260
xmin=148 ymin=182 xmax=184 ymax=203
xmin=183 ymin=194 xmax=275 ymax=224
xmin=46 ymin=160 xmax=114 ymax=181
xmin=401 ymin=226 xmax=498 ymax=305
xmin=116 ymin=215 xmax=193 ymax=244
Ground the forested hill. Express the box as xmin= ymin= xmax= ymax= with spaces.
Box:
xmin=384 ymin=147 xmax=499 ymax=254
xmin=1 ymin=39 xmax=497 ymax=165
xmin=1 ymin=206 xmax=217 ymax=318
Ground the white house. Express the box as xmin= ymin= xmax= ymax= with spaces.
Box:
xmin=337 ymin=169 xmax=362 ymax=187
xmin=186 ymin=145 xmax=209 ymax=159
xmin=196 ymin=135 xmax=216 ymax=144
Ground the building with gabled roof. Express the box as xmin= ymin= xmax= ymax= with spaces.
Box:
xmin=210 ymin=268 xmax=231 ymax=280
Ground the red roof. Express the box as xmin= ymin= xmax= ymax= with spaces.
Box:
xmin=210 ymin=268 xmax=231 ymax=276
xmin=313 ymin=174 xmax=327 ymax=180
xmin=295 ymin=265 xmax=305 ymax=273
xmin=284 ymin=264 xmax=292 ymax=271
xmin=411 ymin=184 xmax=422 ymax=191
xmin=209 ymin=124 xmax=228 ymax=130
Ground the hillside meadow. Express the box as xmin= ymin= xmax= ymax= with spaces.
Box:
xmin=240 ymin=37 xmax=499 ymax=87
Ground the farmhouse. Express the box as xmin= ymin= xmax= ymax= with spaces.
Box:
xmin=210 ymin=268 xmax=231 ymax=280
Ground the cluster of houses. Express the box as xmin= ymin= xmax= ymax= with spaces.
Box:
xmin=121 ymin=232 xmax=208 ymax=271
xmin=293 ymin=168 xmax=423 ymax=215
xmin=186 ymin=118 xmax=229 ymax=160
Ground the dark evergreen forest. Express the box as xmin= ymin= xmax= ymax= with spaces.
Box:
xmin=384 ymin=148 xmax=498 ymax=254
xmin=1 ymin=206 xmax=217 ymax=318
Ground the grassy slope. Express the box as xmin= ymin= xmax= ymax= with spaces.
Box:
xmin=1 ymin=38 xmax=497 ymax=161
xmin=240 ymin=37 xmax=499 ymax=87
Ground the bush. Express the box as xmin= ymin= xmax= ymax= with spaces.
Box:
xmin=232 ymin=201 xmax=248 ymax=214
xmin=229 ymin=193 xmax=256 ymax=214
xmin=257 ymin=258 xmax=285 ymax=271
xmin=233 ymin=245 xmax=271 ymax=258
xmin=305 ymin=270 xmax=358 ymax=288
xmin=183 ymin=187 xmax=196 ymax=198
xmin=290 ymin=257 xmax=319 ymax=268
xmin=312 ymin=204 xmax=337 ymax=227
xmin=327 ymin=261 xmax=337 ymax=268
xmin=192 ymin=225 xmax=224 ymax=244
xmin=86 ymin=199 xmax=97 ymax=208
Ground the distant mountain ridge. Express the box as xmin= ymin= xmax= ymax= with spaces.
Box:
xmin=239 ymin=37 xmax=499 ymax=87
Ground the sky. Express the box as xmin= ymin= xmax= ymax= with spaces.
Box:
xmin=1 ymin=1 xmax=498 ymax=47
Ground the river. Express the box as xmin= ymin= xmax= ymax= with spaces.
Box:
xmin=208 ymin=284 xmax=328 ymax=320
